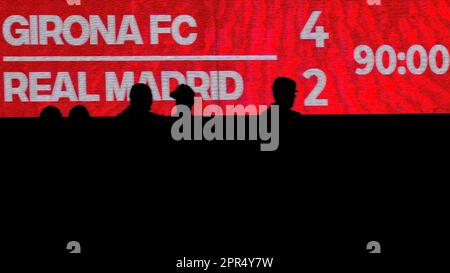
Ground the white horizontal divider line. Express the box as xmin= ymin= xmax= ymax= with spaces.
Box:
xmin=3 ymin=55 xmax=278 ymax=62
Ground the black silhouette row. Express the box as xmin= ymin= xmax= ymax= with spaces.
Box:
xmin=39 ymin=77 xmax=301 ymax=125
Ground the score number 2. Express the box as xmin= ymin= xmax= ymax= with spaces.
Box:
xmin=300 ymin=11 xmax=329 ymax=48
xmin=301 ymin=11 xmax=329 ymax=106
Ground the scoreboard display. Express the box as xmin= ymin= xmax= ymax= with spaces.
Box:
xmin=0 ymin=0 xmax=449 ymax=117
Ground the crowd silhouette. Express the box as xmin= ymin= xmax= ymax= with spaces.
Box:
xmin=171 ymin=84 xmax=196 ymax=112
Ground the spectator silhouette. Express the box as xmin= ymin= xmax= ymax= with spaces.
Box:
xmin=171 ymin=84 xmax=195 ymax=112
xmin=38 ymin=106 xmax=64 ymax=142
xmin=118 ymin=83 xmax=157 ymax=121
xmin=169 ymin=84 xmax=198 ymax=145
xmin=69 ymin=105 xmax=90 ymax=121
xmin=39 ymin=106 xmax=63 ymax=127
xmin=259 ymin=77 xmax=302 ymax=149
xmin=117 ymin=83 xmax=169 ymax=138
xmin=69 ymin=105 xmax=91 ymax=128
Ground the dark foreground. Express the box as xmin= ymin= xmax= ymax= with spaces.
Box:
xmin=1 ymin=114 xmax=449 ymax=271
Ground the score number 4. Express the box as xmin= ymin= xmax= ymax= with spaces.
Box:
xmin=300 ymin=11 xmax=329 ymax=48
xmin=301 ymin=11 xmax=328 ymax=106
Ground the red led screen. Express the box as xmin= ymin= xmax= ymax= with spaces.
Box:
xmin=0 ymin=0 xmax=449 ymax=116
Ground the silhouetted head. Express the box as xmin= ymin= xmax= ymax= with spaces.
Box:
xmin=69 ymin=105 xmax=90 ymax=122
xmin=129 ymin=83 xmax=153 ymax=112
xmin=272 ymin=77 xmax=297 ymax=110
xmin=39 ymin=106 xmax=63 ymax=123
xmin=170 ymin=84 xmax=195 ymax=110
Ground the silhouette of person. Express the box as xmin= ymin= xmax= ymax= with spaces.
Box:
xmin=68 ymin=105 xmax=91 ymax=128
xmin=118 ymin=83 xmax=158 ymax=121
xmin=69 ymin=105 xmax=90 ymax=121
xmin=171 ymin=84 xmax=195 ymax=113
xmin=259 ymin=77 xmax=302 ymax=149
xmin=39 ymin=106 xmax=63 ymax=124
xmin=117 ymin=83 xmax=169 ymax=141
xmin=168 ymin=84 xmax=197 ymax=144
xmin=38 ymin=106 xmax=64 ymax=137
xmin=271 ymin=77 xmax=302 ymax=121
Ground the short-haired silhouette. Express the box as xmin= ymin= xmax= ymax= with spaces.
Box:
xmin=117 ymin=83 xmax=168 ymax=133
xmin=270 ymin=77 xmax=302 ymax=121
xmin=257 ymin=77 xmax=302 ymax=150
xmin=118 ymin=83 xmax=154 ymax=120
xmin=69 ymin=105 xmax=91 ymax=128
xmin=39 ymin=106 xmax=63 ymax=122
xmin=39 ymin=105 xmax=63 ymax=130
xmin=171 ymin=84 xmax=195 ymax=111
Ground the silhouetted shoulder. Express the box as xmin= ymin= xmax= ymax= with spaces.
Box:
xmin=289 ymin=110 xmax=302 ymax=120
xmin=117 ymin=108 xmax=167 ymax=120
